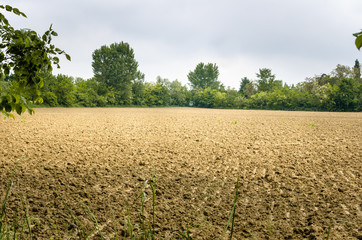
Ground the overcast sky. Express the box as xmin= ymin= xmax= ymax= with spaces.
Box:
xmin=3 ymin=0 xmax=362 ymax=89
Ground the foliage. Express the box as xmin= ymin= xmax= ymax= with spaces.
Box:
xmin=353 ymin=59 xmax=361 ymax=80
xmin=75 ymin=77 xmax=99 ymax=107
xmin=326 ymin=78 xmax=359 ymax=111
xmin=92 ymin=42 xmax=143 ymax=105
xmin=188 ymin=62 xmax=220 ymax=90
xmin=169 ymin=79 xmax=189 ymax=106
xmin=192 ymin=87 xmax=217 ymax=108
xmin=143 ymin=81 xmax=170 ymax=106
xmin=331 ymin=64 xmax=353 ymax=80
xmin=242 ymin=81 xmax=256 ymax=98
xmin=0 ymin=4 xmax=69 ymax=117
xmin=256 ymin=68 xmax=278 ymax=92
xmin=42 ymin=91 xmax=58 ymax=107
xmin=52 ymin=75 xmax=75 ymax=106
xmin=239 ymin=77 xmax=251 ymax=94
xmin=132 ymin=77 xmax=145 ymax=105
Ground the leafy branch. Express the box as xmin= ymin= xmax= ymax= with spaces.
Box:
xmin=0 ymin=4 xmax=70 ymax=117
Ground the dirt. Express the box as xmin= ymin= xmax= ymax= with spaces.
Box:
xmin=0 ymin=108 xmax=361 ymax=239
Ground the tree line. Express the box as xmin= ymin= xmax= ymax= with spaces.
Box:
xmin=20 ymin=41 xmax=359 ymax=112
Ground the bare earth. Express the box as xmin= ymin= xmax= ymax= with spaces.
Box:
xmin=1 ymin=108 xmax=361 ymax=239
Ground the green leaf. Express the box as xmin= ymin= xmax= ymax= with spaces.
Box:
xmin=353 ymin=31 xmax=361 ymax=37
xmin=12 ymin=8 xmax=20 ymax=15
xmin=20 ymin=96 xmax=27 ymax=104
xmin=5 ymin=5 xmax=12 ymax=12
xmin=51 ymin=31 xmax=58 ymax=37
xmin=53 ymin=57 xmax=59 ymax=63
xmin=27 ymin=108 xmax=34 ymax=115
xmin=66 ymin=54 xmax=71 ymax=61
xmin=35 ymin=96 xmax=43 ymax=104
xmin=38 ymin=79 xmax=44 ymax=88
xmin=5 ymin=104 xmax=12 ymax=112
xmin=4 ymin=67 xmax=10 ymax=76
xmin=2 ymin=17 xmax=9 ymax=26
xmin=2 ymin=111 xmax=15 ymax=119
xmin=15 ymin=104 xmax=22 ymax=115
xmin=14 ymin=95 xmax=20 ymax=104
xmin=355 ymin=35 xmax=362 ymax=50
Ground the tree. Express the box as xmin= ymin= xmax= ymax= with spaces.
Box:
xmin=40 ymin=70 xmax=58 ymax=106
xmin=243 ymin=82 xmax=256 ymax=98
xmin=143 ymin=81 xmax=170 ymax=106
xmin=327 ymin=78 xmax=357 ymax=111
xmin=225 ymin=88 xmax=246 ymax=109
xmin=316 ymin=73 xmax=334 ymax=86
xmin=331 ymin=64 xmax=353 ymax=80
xmin=239 ymin=77 xmax=251 ymax=94
xmin=75 ymin=78 xmax=99 ymax=107
xmin=256 ymin=68 xmax=276 ymax=92
xmin=188 ymin=62 xmax=220 ymax=90
xmin=53 ymin=74 xmax=75 ymax=106
xmin=92 ymin=42 xmax=142 ymax=105
xmin=192 ymin=87 xmax=218 ymax=108
xmin=132 ymin=76 xmax=145 ymax=105
xmin=353 ymin=59 xmax=361 ymax=81
xmin=0 ymin=5 xmax=70 ymax=117
xmin=169 ymin=80 xmax=189 ymax=106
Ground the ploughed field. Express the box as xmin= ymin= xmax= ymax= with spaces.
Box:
xmin=1 ymin=108 xmax=361 ymax=239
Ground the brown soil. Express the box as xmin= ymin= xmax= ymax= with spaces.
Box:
xmin=1 ymin=108 xmax=361 ymax=239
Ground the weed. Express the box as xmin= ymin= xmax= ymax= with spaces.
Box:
xmin=306 ymin=121 xmax=316 ymax=127
xmin=323 ymin=219 xmax=333 ymax=240
xmin=167 ymin=229 xmax=192 ymax=239
xmin=59 ymin=193 xmax=98 ymax=239
xmin=222 ymin=177 xmax=239 ymax=240
xmin=122 ymin=174 xmax=157 ymax=239
xmin=83 ymin=203 xmax=104 ymax=239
